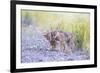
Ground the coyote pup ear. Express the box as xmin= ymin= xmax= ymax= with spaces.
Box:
xmin=54 ymin=32 xmax=59 ymax=38
xmin=44 ymin=33 xmax=50 ymax=40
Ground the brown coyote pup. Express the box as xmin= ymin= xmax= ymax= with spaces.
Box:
xmin=44 ymin=30 xmax=75 ymax=54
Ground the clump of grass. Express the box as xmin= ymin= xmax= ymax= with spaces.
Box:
xmin=71 ymin=20 xmax=90 ymax=53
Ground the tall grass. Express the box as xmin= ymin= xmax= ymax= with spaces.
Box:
xmin=71 ymin=21 xmax=90 ymax=53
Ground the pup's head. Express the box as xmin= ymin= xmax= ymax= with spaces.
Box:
xmin=44 ymin=31 xmax=63 ymax=48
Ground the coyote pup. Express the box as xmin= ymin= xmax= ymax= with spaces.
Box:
xmin=44 ymin=30 xmax=75 ymax=54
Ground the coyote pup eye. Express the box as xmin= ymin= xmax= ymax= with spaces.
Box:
xmin=54 ymin=36 xmax=59 ymax=41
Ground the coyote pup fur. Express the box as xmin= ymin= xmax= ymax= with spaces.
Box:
xmin=44 ymin=30 xmax=75 ymax=54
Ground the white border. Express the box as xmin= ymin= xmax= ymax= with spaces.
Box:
xmin=16 ymin=4 xmax=94 ymax=69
